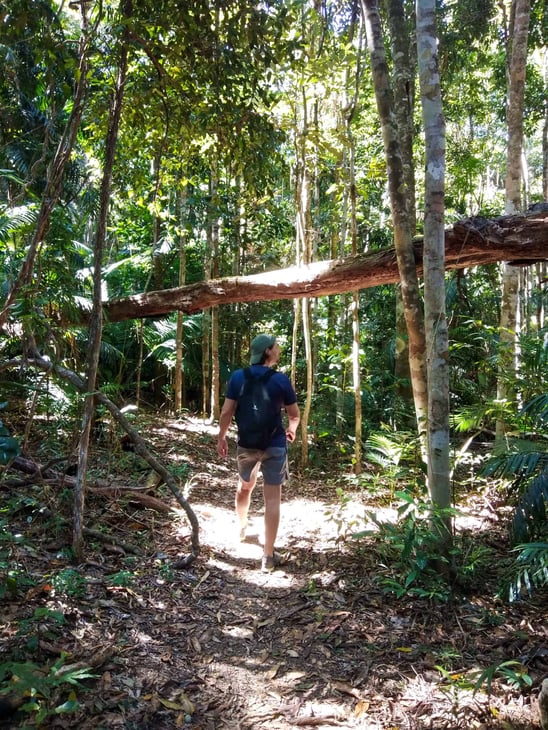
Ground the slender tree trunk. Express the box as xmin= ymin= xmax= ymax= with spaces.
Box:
xmin=416 ymin=0 xmax=451 ymax=538
xmin=209 ymin=158 xmax=220 ymax=422
xmin=135 ymin=319 xmax=144 ymax=407
xmin=386 ymin=0 xmax=417 ymax=415
xmin=497 ymin=0 xmax=531 ymax=440
xmin=351 ymin=293 xmax=363 ymax=473
xmin=360 ymin=0 xmax=428 ymax=448
xmin=348 ymin=125 xmax=362 ymax=474
xmin=543 ymin=69 xmax=548 ymax=200
xmin=73 ymin=0 xmax=130 ymax=560
xmin=174 ymin=186 xmax=188 ymax=413
xmin=296 ymin=133 xmax=313 ymax=466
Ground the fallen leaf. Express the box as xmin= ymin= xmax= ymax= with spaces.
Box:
xmin=266 ymin=663 xmax=282 ymax=679
xmin=354 ymin=699 xmax=370 ymax=716
xmin=332 ymin=681 xmax=362 ymax=699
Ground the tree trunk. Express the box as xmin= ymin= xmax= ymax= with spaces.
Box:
xmin=416 ymin=0 xmax=451 ymax=537
xmin=174 ymin=186 xmax=188 ymax=413
xmin=295 ymin=115 xmax=313 ymax=466
xmin=209 ymin=159 xmax=221 ymax=422
xmin=497 ymin=0 xmax=531 ymax=440
xmin=361 ymin=0 xmax=428 ymax=448
xmin=386 ymin=0 xmax=417 ymax=410
xmin=93 ymin=209 xmax=548 ymax=323
xmin=20 ymin=356 xmax=200 ymax=566
xmin=73 ymin=0 xmax=131 ymax=561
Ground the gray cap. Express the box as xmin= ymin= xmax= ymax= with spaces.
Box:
xmin=250 ymin=334 xmax=276 ymax=364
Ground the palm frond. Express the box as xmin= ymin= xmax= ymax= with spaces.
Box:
xmin=511 ymin=470 xmax=548 ymax=543
xmin=508 ymin=541 xmax=548 ymax=601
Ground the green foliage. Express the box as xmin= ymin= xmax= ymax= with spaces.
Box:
xmin=0 ymin=512 xmax=36 ymax=600
xmin=352 ymin=494 xmax=458 ymax=602
xmin=481 ymin=394 xmax=548 ymax=544
xmin=49 ymin=568 xmax=86 ymax=599
xmin=365 ymin=430 xmax=423 ymax=482
xmin=0 ymin=656 xmax=95 ymax=725
xmin=511 ymin=470 xmax=548 ymax=543
xmin=106 ymin=570 xmax=135 ymax=588
xmin=507 ymin=542 xmax=548 ymax=602
xmin=18 ymin=607 xmax=67 ymax=651
xmin=437 ymin=659 xmax=532 ymax=696
xmin=476 ymin=394 xmax=548 ymax=600
xmin=0 ymin=402 xmax=20 ymax=464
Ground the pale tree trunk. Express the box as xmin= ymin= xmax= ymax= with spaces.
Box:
xmin=543 ymin=59 xmax=547 ymax=199
xmin=174 ymin=186 xmax=188 ymax=413
xmin=334 ymin=178 xmax=347 ymax=432
xmin=497 ymin=0 xmax=531 ymax=440
xmin=135 ymin=319 xmax=144 ymax=407
xmin=0 ymin=9 xmax=91 ymax=330
xmin=73 ymin=0 xmax=130 ymax=561
xmin=152 ymin=154 xmax=163 ymax=290
xmin=202 ymin=214 xmax=212 ymax=417
xmin=349 ymin=132 xmax=362 ymax=474
xmin=360 ymin=0 xmax=428 ymax=447
xmin=416 ymin=0 xmax=451 ymax=536
xmin=343 ymin=5 xmax=363 ymax=474
xmin=209 ymin=158 xmax=221 ymax=422
xmin=351 ymin=293 xmax=362 ymax=473
xmin=295 ymin=105 xmax=313 ymax=466
xmin=386 ymin=0 xmax=417 ymax=414
xmin=291 ymin=301 xmax=301 ymax=388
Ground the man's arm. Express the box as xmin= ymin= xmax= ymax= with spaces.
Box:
xmin=285 ymin=402 xmax=300 ymax=443
xmin=217 ymin=397 xmax=237 ymax=457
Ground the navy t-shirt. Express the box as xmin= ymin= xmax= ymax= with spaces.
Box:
xmin=226 ymin=365 xmax=298 ymax=448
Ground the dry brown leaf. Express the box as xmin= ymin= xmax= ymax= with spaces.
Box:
xmin=354 ymin=699 xmax=370 ymax=716
xmin=331 ymin=681 xmax=362 ymax=699
xmin=266 ymin=663 xmax=282 ymax=679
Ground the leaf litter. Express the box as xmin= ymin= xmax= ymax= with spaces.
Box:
xmin=0 ymin=414 xmax=546 ymax=729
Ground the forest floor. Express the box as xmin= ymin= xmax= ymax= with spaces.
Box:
xmin=1 ymin=412 xmax=547 ymax=729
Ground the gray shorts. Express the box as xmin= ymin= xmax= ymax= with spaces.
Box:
xmin=237 ymin=446 xmax=289 ymax=486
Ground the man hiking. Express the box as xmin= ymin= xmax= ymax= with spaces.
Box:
xmin=217 ymin=334 xmax=300 ymax=572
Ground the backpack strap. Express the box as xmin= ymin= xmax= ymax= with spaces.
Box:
xmin=240 ymin=367 xmax=275 ymax=391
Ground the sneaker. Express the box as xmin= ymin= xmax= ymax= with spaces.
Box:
xmin=261 ymin=554 xmax=276 ymax=572
xmin=239 ymin=521 xmax=248 ymax=542
xmin=261 ymin=550 xmax=286 ymax=572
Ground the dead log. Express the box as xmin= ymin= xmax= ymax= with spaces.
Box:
xmin=99 ymin=208 xmax=548 ymax=323
xmin=8 ymin=457 xmax=171 ymax=513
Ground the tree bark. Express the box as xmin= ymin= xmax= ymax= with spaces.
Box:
xmin=386 ymin=0 xmax=417 ymax=407
xmin=417 ymin=0 xmax=451 ymax=536
xmin=497 ymin=0 xmax=531 ymax=440
xmin=361 ymin=0 xmax=428 ymax=442
xmin=73 ymin=0 xmax=131 ymax=561
xmin=93 ymin=209 xmax=548 ymax=323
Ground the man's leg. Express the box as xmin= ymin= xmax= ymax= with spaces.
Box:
xmin=235 ymin=453 xmax=261 ymax=538
xmin=262 ymin=482 xmax=282 ymax=559
xmin=235 ymin=475 xmax=256 ymax=532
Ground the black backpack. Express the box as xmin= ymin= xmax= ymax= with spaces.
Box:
xmin=235 ymin=368 xmax=277 ymax=449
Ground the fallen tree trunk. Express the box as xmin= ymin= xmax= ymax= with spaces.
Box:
xmin=7 ymin=456 xmax=173 ymax=514
xmin=102 ymin=208 xmax=548 ymax=323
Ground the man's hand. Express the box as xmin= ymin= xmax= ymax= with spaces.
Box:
xmin=285 ymin=402 xmax=300 ymax=444
xmin=217 ymin=436 xmax=228 ymax=458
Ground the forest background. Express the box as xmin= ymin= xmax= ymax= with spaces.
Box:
xmin=0 ymin=0 xmax=548 ymax=726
